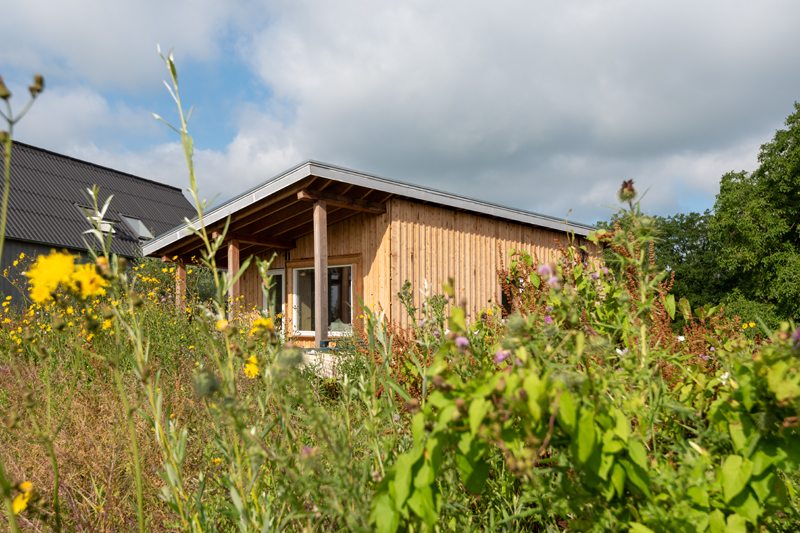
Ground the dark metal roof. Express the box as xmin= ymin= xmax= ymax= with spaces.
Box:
xmin=1 ymin=142 xmax=196 ymax=257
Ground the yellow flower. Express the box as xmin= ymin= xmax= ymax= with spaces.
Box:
xmin=189 ymin=345 xmax=195 ymax=349
xmin=12 ymin=481 xmax=33 ymax=514
xmin=70 ymin=263 xmax=108 ymax=300
xmin=25 ymin=251 xmax=75 ymax=303
xmin=4 ymin=296 xmax=10 ymax=301
xmin=748 ymin=321 xmax=755 ymax=328
xmin=244 ymin=356 xmax=259 ymax=379
xmin=215 ymin=319 xmax=229 ymax=331
xmin=12 ymin=260 xmax=17 ymax=266
xmin=212 ymin=457 xmax=223 ymax=464
xmin=102 ymin=319 xmax=113 ymax=330
xmin=487 ymin=309 xmax=494 ymax=316
xmin=742 ymin=323 xmax=748 ymax=329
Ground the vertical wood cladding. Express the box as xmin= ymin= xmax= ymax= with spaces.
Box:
xmin=236 ymin=197 xmax=600 ymax=337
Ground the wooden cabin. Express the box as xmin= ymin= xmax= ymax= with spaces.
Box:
xmin=142 ymin=161 xmax=600 ymax=347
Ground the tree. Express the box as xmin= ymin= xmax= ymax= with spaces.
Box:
xmin=711 ymin=102 xmax=800 ymax=323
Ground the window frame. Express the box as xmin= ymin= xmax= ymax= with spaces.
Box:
xmin=292 ymin=263 xmax=356 ymax=337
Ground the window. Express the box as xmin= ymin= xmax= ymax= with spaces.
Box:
xmin=263 ymin=268 xmax=285 ymax=318
xmin=88 ymin=214 xmax=115 ymax=234
xmin=293 ymin=264 xmax=354 ymax=336
xmin=120 ymin=215 xmax=153 ymax=241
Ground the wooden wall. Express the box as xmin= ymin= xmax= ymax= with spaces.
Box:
xmin=387 ymin=198 xmax=601 ymax=329
xmin=237 ymin=197 xmax=600 ymax=341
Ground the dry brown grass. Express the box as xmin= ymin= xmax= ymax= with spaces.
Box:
xmin=0 ymin=354 xmax=213 ymax=531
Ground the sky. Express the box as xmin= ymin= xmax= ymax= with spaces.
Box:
xmin=1 ymin=1 xmax=799 ymax=227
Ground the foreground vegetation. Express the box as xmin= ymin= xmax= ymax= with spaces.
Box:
xmin=0 ymin=56 xmax=798 ymax=532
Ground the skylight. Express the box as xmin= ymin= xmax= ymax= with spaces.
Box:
xmin=121 ymin=215 xmax=153 ymax=241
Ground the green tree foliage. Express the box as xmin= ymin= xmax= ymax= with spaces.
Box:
xmin=711 ymin=102 xmax=800 ymax=322
xmin=597 ymin=102 xmax=800 ymax=326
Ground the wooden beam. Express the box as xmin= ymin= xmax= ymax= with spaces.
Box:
xmin=228 ymin=239 xmax=240 ymax=317
xmin=313 ymin=200 xmax=328 ymax=348
xmin=298 ymin=188 xmax=386 ymax=215
xmin=212 ymin=231 xmax=294 ymax=249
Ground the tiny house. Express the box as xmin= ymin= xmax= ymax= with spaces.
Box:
xmin=143 ymin=161 xmax=600 ymax=347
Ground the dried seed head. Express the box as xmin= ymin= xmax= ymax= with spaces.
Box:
xmin=95 ymin=256 xmax=113 ymax=279
xmin=618 ymin=179 xmax=637 ymax=204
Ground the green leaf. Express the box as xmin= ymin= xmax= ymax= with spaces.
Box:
xmin=708 ymin=509 xmax=726 ymax=533
xmin=628 ymin=523 xmax=656 ymax=533
xmin=664 ymin=294 xmax=676 ymax=320
xmin=468 ymin=398 xmax=490 ymax=437
xmin=610 ymin=462 xmax=626 ymax=498
xmin=370 ymin=493 xmax=400 ymax=533
xmin=720 ymin=455 xmax=753 ymax=504
xmin=749 ymin=471 xmax=775 ymax=503
xmin=613 ymin=410 xmax=630 ymax=443
xmin=556 ymin=390 xmax=577 ymax=435
xmin=627 ymin=439 xmax=648 ymax=470
xmin=687 ymin=486 xmax=708 ymax=508
xmin=456 ymin=454 xmax=490 ymax=495
xmin=575 ymin=409 xmax=597 ymax=464
xmin=530 ymin=272 xmax=541 ymax=288
xmin=621 ymin=459 xmax=651 ymax=499
xmin=598 ymin=453 xmax=614 ymax=481
xmin=678 ymin=296 xmax=692 ymax=320
xmin=726 ymin=513 xmax=748 ymax=533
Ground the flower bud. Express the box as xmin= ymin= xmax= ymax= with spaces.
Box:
xmin=117 ymin=257 xmax=128 ymax=273
xmin=22 ymin=328 xmax=34 ymax=342
xmin=101 ymin=305 xmax=114 ymax=319
xmin=0 ymin=131 xmax=9 ymax=144
xmin=0 ymin=76 xmax=10 ymax=100
xmin=28 ymin=74 xmax=44 ymax=97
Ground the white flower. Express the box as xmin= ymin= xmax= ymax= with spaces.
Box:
xmin=677 ymin=336 xmax=685 ymax=342
xmin=719 ymin=372 xmax=729 ymax=385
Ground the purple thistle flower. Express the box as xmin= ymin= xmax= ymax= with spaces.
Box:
xmin=455 ymin=336 xmax=469 ymax=348
xmin=709 ymin=347 xmax=715 ymax=352
xmin=544 ymin=316 xmax=553 ymax=324
xmin=494 ymin=349 xmax=510 ymax=363
xmin=547 ymin=276 xmax=560 ymax=289
xmin=792 ymin=326 xmax=800 ymax=345
xmin=602 ymin=267 xmax=609 ymax=275
xmin=545 ymin=306 xmax=553 ymax=312
xmin=515 ymin=358 xmax=523 ymax=366
xmin=433 ymin=330 xmax=440 ymax=339
xmin=537 ymin=264 xmax=552 ymax=277
xmin=699 ymin=354 xmax=710 ymax=361
xmin=418 ymin=319 xmax=426 ymax=328
xmin=393 ymin=413 xmax=400 ymax=422
xmin=591 ymin=272 xmax=600 ymax=281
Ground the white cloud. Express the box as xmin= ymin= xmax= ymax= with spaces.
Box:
xmin=3 ymin=0 xmax=799 ymax=224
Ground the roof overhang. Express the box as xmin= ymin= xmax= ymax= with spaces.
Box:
xmin=143 ymin=160 xmax=596 ymax=263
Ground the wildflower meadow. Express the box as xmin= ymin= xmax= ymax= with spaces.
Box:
xmin=0 ymin=53 xmax=798 ymax=532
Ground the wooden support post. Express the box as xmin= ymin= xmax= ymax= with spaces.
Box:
xmin=314 ymin=200 xmax=328 ymax=348
xmin=176 ymin=261 xmax=186 ymax=311
xmin=228 ymin=239 xmax=240 ymax=316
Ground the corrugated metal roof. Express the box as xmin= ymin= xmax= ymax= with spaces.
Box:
xmin=144 ymin=160 xmax=597 ymax=256
xmin=1 ymin=142 xmax=197 ymax=257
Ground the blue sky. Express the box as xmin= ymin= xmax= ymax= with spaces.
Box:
xmin=2 ymin=0 xmax=800 ymax=227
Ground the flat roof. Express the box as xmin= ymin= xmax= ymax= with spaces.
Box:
xmin=143 ymin=160 xmax=595 ymax=256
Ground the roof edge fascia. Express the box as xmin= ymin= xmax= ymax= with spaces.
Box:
xmin=143 ymin=160 xmax=596 ymax=256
